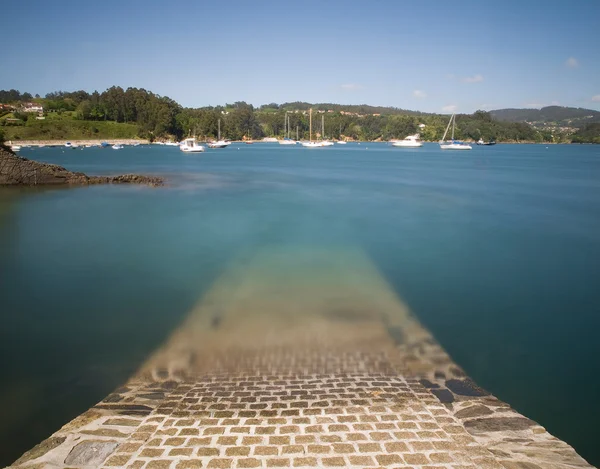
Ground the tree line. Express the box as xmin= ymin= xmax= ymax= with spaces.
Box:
xmin=0 ymin=87 xmax=579 ymax=142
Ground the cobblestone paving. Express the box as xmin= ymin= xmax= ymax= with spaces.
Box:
xmin=9 ymin=247 xmax=594 ymax=469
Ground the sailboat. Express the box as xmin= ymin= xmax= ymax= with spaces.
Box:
xmin=208 ymin=119 xmax=231 ymax=148
xmin=301 ymin=109 xmax=325 ymax=147
xmin=439 ymin=114 xmax=472 ymax=150
xmin=320 ymin=115 xmax=334 ymax=146
xmin=279 ymin=113 xmax=296 ymax=145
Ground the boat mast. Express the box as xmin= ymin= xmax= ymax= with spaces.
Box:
xmin=322 ymin=115 xmax=324 ymax=141
xmin=441 ymin=114 xmax=453 ymax=142
xmin=451 ymin=114 xmax=455 ymax=141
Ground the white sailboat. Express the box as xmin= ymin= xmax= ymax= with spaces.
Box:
xmin=439 ymin=114 xmax=472 ymax=150
xmin=208 ymin=119 xmax=231 ymax=148
xmin=279 ymin=113 xmax=297 ymax=145
xmin=180 ymin=138 xmax=205 ymax=153
xmin=301 ymin=109 xmax=325 ymax=148
xmin=320 ymin=115 xmax=334 ymax=146
xmin=392 ymin=134 xmax=423 ymax=148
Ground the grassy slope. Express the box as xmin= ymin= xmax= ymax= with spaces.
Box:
xmin=1 ymin=113 xmax=139 ymax=140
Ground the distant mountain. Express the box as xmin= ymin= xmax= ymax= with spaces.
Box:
xmin=490 ymin=106 xmax=600 ymax=128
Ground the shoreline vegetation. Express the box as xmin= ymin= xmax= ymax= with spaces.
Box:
xmin=1 ymin=87 xmax=599 ymax=144
xmin=0 ymin=147 xmax=163 ymax=187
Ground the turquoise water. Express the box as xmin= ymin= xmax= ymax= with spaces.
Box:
xmin=1 ymin=142 xmax=599 ymax=465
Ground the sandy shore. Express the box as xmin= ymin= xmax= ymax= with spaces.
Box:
xmin=9 ymin=139 xmax=149 ymax=147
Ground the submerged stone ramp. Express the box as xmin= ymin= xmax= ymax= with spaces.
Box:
xmin=10 ymin=247 xmax=593 ymax=469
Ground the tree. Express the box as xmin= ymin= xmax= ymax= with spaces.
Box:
xmin=76 ymin=100 xmax=92 ymax=120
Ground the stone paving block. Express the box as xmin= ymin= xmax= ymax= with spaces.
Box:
xmin=206 ymin=458 xmax=232 ymax=468
xmin=375 ymin=453 xmax=403 ymax=465
xmin=292 ymin=457 xmax=317 ymax=467
xmin=266 ymin=458 xmax=291 ymax=467
xmin=197 ymin=447 xmax=220 ymax=457
xmin=146 ymin=461 xmax=173 ymax=469
xmin=404 ymin=452 xmax=430 ymax=465
xmin=170 ymin=448 xmax=194 ymax=456
xmin=321 ymin=456 xmax=346 ymax=466
xmin=254 ymin=446 xmax=279 ymax=456
xmin=176 ymin=461 xmax=204 ymax=469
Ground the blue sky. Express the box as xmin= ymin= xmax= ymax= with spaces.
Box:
xmin=3 ymin=0 xmax=600 ymax=113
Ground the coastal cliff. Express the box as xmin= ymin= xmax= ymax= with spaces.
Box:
xmin=0 ymin=147 xmax=163 ymax=187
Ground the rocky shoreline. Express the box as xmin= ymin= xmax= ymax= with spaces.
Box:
xmin=0 ymin=147 xmax=163 ymax=187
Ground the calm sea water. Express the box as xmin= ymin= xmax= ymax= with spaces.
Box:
xmin=1 ymin=142 xmax=599 ymax=466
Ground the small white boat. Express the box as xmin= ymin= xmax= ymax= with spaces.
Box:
xmin=65 ymin=142 xmax=72 ymax=148
xmin=10 ymin=145 xmax=22 ymax=151
xmin=207 ymin=140 xmax=231 ymax=149
xmin=336 ymin=140 xmax=347 ymax=145
xmin=392 ymin=134 xmax=423 ymax=148
xmin=321 ymin=140 xmax=334 ymax=147
xmin=165 ymin=141 xmax=179 ymax=146
xmin=301 ymin=141 xmax=325 ymax=148
xmin=180 ymin=138 xmax=205 ymax=153
xmin=207 ymin=119 xmax=231 ymax=148
xmin=112 ymin=144 xmax=123 ymax=150
xmin=439 ymin=114 xmax=472 ymax=150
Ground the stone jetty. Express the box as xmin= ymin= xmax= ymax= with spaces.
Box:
xmin=8 ymin=247 xmax=593 ymax=469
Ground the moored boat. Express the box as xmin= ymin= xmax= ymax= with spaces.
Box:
xmin=180 ymin=138 xmax=205 ymax=153
xmin=279 ymin=113 xmax=297 ymax=145
xmin=439 ymin=114 xmax=472 ymax=150
xmin=207 ymin=119 xmax=231 ymax=148
xmin=476 ymin=138 xmax=496 ymax=146
xmin=392 ymin=134 xmax=423 ymax=148
xmin=112 ymin=144 xmax=123 ymax=150
xmin=300 ymin=109 xmax=326 ymax=148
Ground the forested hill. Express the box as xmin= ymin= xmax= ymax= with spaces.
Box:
xmin=491 ymin=106 xmax=600 ymax=127
xmin=1 ymin=87 xmax=599 ymax=143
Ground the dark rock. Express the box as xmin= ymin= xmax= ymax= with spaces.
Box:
xmin=431 ymin=388 xmax=454 ymax=404
xmin=94 ymin=404 xmax=153 ymax=415
xmin=434 ymin=371 xmax=446 ymax=380
xmin=0 ymin=148 xmax=163 ymax=187
xmin=104 ymin=418 xmax=141 ymax=426
xmin=138 ymin=392 xmax=165 ymax=400
xmin=103 ymin=393 xmax=123 ymax=403
xmin=455 ymin=404 xmax=494 ymax=419
xmin=160 ymin=380 xmax=179 ymax=390
xmin=465 ymin=417 xmax=536 ymax=434
xmin=13 ymin=436 xmax=66 ymax=464
xmin=419 ymin=379 xmax=440 ymax=389
xmin=446 ymin=378 xmax=490 ymax=397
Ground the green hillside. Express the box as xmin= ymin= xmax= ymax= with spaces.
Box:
xmin=490 ymin=106 xmax=600 ymax=128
